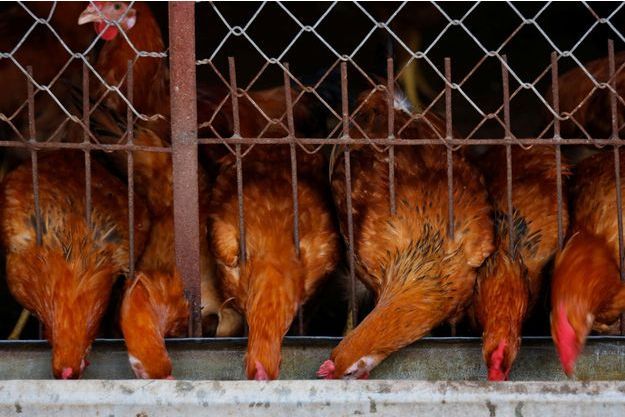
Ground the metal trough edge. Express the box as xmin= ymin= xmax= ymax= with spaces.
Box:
xmin=1 ymin=380 xmax=625 ymax=416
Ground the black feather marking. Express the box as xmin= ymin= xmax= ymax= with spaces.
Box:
xmin=384 ymin=223 xmax=451 ymax=287
xmin=493 ymin=208 xmax=542 ymax=258
xmin=104 ymin=229 xmax=121 ymax=245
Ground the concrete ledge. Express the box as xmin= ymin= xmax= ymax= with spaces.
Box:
xmin=1 ymin=337 xmax=625 ymax=380
xmin=1 ymin=380 xmax=625 ymax=416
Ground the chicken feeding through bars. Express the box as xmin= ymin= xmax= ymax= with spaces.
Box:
xmin=2 ymin=1 xmax=625 ymax=382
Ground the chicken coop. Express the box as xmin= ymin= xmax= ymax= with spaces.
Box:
xmin=2 ymin=0 xmax=625 ymax=415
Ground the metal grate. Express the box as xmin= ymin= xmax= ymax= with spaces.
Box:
xmin=1 ymin=1 xmax=625 ymax=342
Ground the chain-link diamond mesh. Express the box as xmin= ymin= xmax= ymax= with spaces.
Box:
xmin=2 ymin=1 xmax=625 ymax=340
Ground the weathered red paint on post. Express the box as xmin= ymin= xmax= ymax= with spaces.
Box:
xmin=169 ymin=2 xmax=202 ymax=337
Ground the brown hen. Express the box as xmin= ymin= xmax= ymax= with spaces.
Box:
xmin=470 ymin=145 xmax=569 ymax=381
xmin=0 ymin=152 xmax=150 ymax=379
xmin=78 ymin=1 xmax=170 ymax=138
xmin=88 ymin=119 xmax=243 ymax=377
xmin=209 ymin=146 xmax=340 ymax=380
xmin=551 ymin=149 xmax=625 ymax=376
xmin=318 ymin=90 xmax=494 ymax=379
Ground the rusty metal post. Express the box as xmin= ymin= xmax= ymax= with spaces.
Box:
xmin=387 ymin=58 xmax=396 ymax=216
xmin=169 ymin=2 xmax=202 ymax=337
xmin=606 ymin=40 xmax=625 ymax=334
xmin=550 ymin=52 xmax=565 ymax=251
xmin=82 ymin=62 xmax=92 ymax=230
xmin=27 ymin=66 xmax=44 ymax=339
xmin=501 ymin=56 xmax=514 ymax=255
xmin=126 ymin=60 xmax=136 ymax=282
xmin=341 ymin=61 xmax=358 ymax=329
xmin=283 ymin=63 xmax=305 ymax=335
xmin=444 ymin=58 xmax=454 ymax=239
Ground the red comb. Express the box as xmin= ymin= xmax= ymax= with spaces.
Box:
xmin=555 ymin=303 xmax=578 ymax=376
xmin=491 ymin=340 xmax=506 ymax=369
xmin=316 ymin=359 xmax=336 ymax=379
xmin=487 ymin=340 xmax=508 ymax=381
xmin=488 ymin=367 xmax=507 ymax=381
xmin=61 ymin=367 xmax=73 ymax=380
xmin=254 ymin=361 xmax=269 ymax=381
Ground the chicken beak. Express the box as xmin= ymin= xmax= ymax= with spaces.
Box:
xmin=78 ymin=5 xmax=102 ymax=25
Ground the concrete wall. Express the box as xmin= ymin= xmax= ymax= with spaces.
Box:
xmin=1 ymin=380 xmax=625 ymax=416
xmin=1 ymin=337 xmax=625 ymax=416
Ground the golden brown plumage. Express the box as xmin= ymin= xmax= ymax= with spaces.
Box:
xmin=470 ymin=146 xmax=569 ymax=381
xmin=209 ymin=146 xmax=340 ymax=380
xmin=552 ymin=149 xmax=625 ymax=376
xmin=120 ymin=270 xmax=187 ymax=379
xmin=0 ymin=152 xmax=150 ymax=379
xmin=318 ymin=90 xmax=494 ymax=379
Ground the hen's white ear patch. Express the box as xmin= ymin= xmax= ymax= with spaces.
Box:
xmin=128 ymin=354 xmax=149 ymax=379
xmin=124 ymin=8 xmax=137 ymax=31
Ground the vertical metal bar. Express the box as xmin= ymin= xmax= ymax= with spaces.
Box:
xmin=283 ymin=63 xmax=304 ymax=335
xmin=341 ymin=61 xmax=358 ymax=328
xmin=228 ymin=57 xmax=241 ymax=138
xmin=228 ymin=57 xmax=247 ymax=267
xmin=610 ymin=40 xmax=620 ymax=140
xmin=82 ymin=62 xmax=92 ymax=229
xmin=551 ymin=52 xmax=564 ymax=249
xmin=387 ymin=58 xmax=396 ymax=216
xmin=27 ymin=66 xmax=42 ymax=247
xmin=445 ymin=58 xmax=454 ymax=239
xmin=227 ymin=57 xmax=249 ymax=338
xmin=126 ymin=60 xmax=136 ymax=283
xmin=27 ymin=66 xmax=43 ymax=339
xmin=607 ymin=40 xmax=625 ymax=334
xmin=614 ymin=145 xmax=625 ymax=335
xmin=169 ymin=2 xmax=202 ymax=337
xmin=445 ymin=58 xmax=453 ymax=144
xmin=501 ymin=55 xmax=511 ymax=135
xmin=284 ymin=63 xmax=300 ymax=257
xmin=502 ymin=56 xmax=514 ymax=254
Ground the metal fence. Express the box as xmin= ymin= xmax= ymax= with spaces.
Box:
xmin=2 ymin=1 xmax=625 ymax=341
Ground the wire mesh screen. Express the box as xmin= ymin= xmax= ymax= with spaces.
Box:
xmin=1 ymin=1 xmax=625 ymax=351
